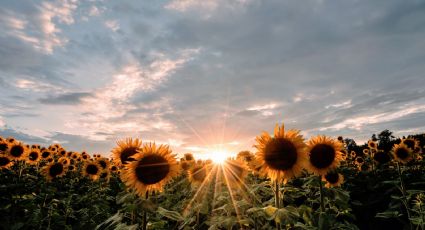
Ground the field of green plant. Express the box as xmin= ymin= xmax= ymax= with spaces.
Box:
xmin=0 ymin=124 xmax=424 ymax=230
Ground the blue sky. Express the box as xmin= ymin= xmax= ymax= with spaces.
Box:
xmin=1 ymin=0 xmax=425 ymax=158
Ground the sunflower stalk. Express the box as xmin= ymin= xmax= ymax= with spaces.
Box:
xmin=274 ymin=181 xmax=281 ymax=230
xmin=396 ymin=162 xmax=413 ymax=230
xmin=318 ymin=176 xmax=325 ymax=213
xmin=142 ymin=191 xmax=149 ymax=230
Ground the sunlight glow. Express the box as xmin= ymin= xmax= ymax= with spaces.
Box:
xmin=210 ymin=150 xmax=229 ymax=164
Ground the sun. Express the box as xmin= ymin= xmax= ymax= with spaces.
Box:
xmin=211 ymin=150 xmax=229 ymax=164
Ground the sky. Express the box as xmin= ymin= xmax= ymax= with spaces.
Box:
xmin=1 ymin=0 xmax=425 ymax=158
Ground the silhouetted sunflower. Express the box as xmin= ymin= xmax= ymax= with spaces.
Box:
xmin=355 ymin=156 xmax=364 ymax=164
xmin=27 ymin=149 xmax=41 ymax=165
xmin=83 ymin=161 xmax=102 ymax=180
xmin=402 ymin=138 xmax=419 ymax=150
xmin=189 ymin=164 xmax=208 ymax=186
xmin=111 ymin=138 xmax=142 ymax=166
xmin=42 ymin=162 xmax=66 ymax=181
xmin=323 ymin=171 xmax=344 ymax=188
xmin=222 ymin=159 xmax=248 ymax=187
xmin=306 ymin=135 xmax=343 ymax=176
xmin=373 ymin=150 xmax=391 ymax=164
xmin=392 ymin=143 xmax=413 ymax=164
xmin=8 ymin=142 xmax=27 ymax=160
xmin=121 ymin=143 xmax=179 ymax=196
xmin=368 ymin=140 xmax=377 ymax=149
xmin=254 ymin=123 xmax=308 ymax=183
xmin=0 ymin=155 xmax=13 ymax=169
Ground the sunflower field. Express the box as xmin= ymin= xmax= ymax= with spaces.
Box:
xmin=1 ymin=123 xmax=424 ymax=230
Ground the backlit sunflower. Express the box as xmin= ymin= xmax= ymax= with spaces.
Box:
xmin=58 ymin=148 xmax=67 ymax=157
xmin=180 ymin=160 xmax=192 ymax=171
xmin=0 ymin=140 xmax=10 ymax=153
xmin=222 ymin=159 xmax=248 ymax=187
xmin=27 ymin=149 xmax=41 ymax=165
xmin=111 ymin=138 xmax=142 ymax=166
xmin=368 ymin=140 xmax=378 ymax=149
xmin=99 ymin=169 xmax=111 ymax=181
xmin=96 ymin=157 xmax=110 ymax=170
xmin=41 ymin=149 xmax=52 ymax=160
xmin=0 ymin=155 xmax=13 ymax=169
xmin=83 ymin=161 xmax=102 ymax=181
xmin=42 ymin=162 xmax=66 ymax=181
xmin=121 ymin=143 xmax=179 ymax=196
xmin=58 ymin=157 xmax=71 ymax=166
xmin=237 ymin=150 xmax=255 ymax=163
xmin=322 ymin=171 xmax=344 ymax=188
xmin=363 ymin=149 xmax=370 ymax=155
xmin=254 ymin=123 xmax=308 ymax=183
xmin=7 ymin=142 xmax=28 ymax=161
xmin=110 ymin=165 xmax=118 ymax=173
xmin=306 ymin=135 xmax=343 ymax=176
xmin=392 ymin=143 xmax=413 ymax=164
xmin=402 ymin=138 xmax=419 ymax=150
xmin=184 ymin=153 xmax=195 ymax=161
xmin=189 ymin=164 xmax=208 ymax=186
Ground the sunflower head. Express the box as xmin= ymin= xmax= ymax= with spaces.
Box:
xmin=189 ymin=164 xmax=208 ymax=186
xmin=42 ymin=162 xmax=66 ymax=181
xmin=8 ymin=142 xmax=28 ymax=160
xmin=111 ymin=138 xmax=142 ymax=166
xmin=184 ymin=153 xmax=195 ymax=161
xmin=392 ymin=143 xmax=413 ymax=164
xmin=58 ymin=148 xmax=67 ymax=157
xmin=355 ymin=156 xmax=364 ymax=165
xmin=237 ymin=150 xmax=255 ymax=163
xmin=222 ymin=159 xmax=248 ymax=188
xmin=363 ymin=149 xmax=370 ymax=155
xmin=7 ymin=137 xmax=16 ymax=144
xmin=27 ymin=149 xmax=41 ymax=165
xmin=306 ymin=135 xmax=344 ymax=176
xmin=368 ymin=140 xmax=378 ymax=149
xmin=0 ymin=155 xmax=13 ymax=169
xmin=0 ymin=140 xmax=9 ymax=153
xmin=41 ymin=149 xmax=52 ymax=160
xmin=58 ymin=157 xmax=71 ymax=166
xmin=350 ymin=151 xmax=357 ymax=159
xmin=83 ymin=161 xmax=102 ymax=181
xmin=322 ymin=171 xmax=344 ymax=188
xmin=121 ymin=143 xmax=179 ymax=196
xmin=180 ymin=160 xmax=192 ymax=171
xmin=97 ymin=157 xmax=110 ymax=170
xmin=254 ymin=123 xmax=307 ymax=183
xmin=402 ymin=138 xmax=419 ymax=150
xmin=81 ymin=153 xmax=90 ymax=161
xmin=99 ymin=169 xmax=111 ymax=181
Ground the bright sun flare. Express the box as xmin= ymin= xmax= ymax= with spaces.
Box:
xmin=211 ymin=150 xmax=229 ymax=164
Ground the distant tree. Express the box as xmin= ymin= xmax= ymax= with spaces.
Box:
xmin=377 ymin=130 xmax=396 ymax=152
xmin=371 ymin=134 xmax=378 ymax=141
xmin=344 ymin=138 xmax=357 ymax=152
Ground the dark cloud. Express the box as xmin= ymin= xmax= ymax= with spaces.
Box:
xmin=39 ymin=92 xmax=93 ymax=105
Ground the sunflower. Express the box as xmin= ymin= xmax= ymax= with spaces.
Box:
xmin=111 ymin=138 xmax=142 ymax=166
xmin=121 ymin=143 xmax=179 ymax=196
xmin=373 ymin=150 xmax=391 ymax=164
xmin=81 ymin=154 xmax=90 ymax=161
xmin=83 ymin=161 xmax=102 ymax=180
xmin=0 ymin=155 xmax=14 ymax=169
xmin=99 ymin=169 xmax=111 ymax=181
xmin=41 ymin=149 xmax=52 ymax=160
xmin=110 ymin=165 xmax=118 ymax=173
xmin=42 ymin=162 xmax=66 ymax=181
xmin=58 ymin=148 xmax=67 ymax=157
xmin=402 ymin=138 xmax=419 ymax=150
xmin=27 ymin=149 xmax=41 ymax=165
xmin=350 ymin=151 xmax=356 ymax=159
xmin=337 ymin=136 xmax=344 ymax=143
xmin=189 ymin=164 xmax=208 ymax=186
xmin=237 ymin=150 xmax=255 ymax=163
xmin=58 ymin=157 xmax=71 ymax=166
xmin=322 ymin=171 xmax=344 ymax=188
xmin=355 ymin=156 xmax=364 ymax=165
xmin=368 ymin=140 xmax=378 ymax=149
xmin=180 ymin=160 xmax=192 ymax=171
xmin=67 ymin=164 xmax=76 ymax=172
xmin=222 ymin=159 xmax=248 ymax=187
xmin=254 ymin=123 xmax=308 ymax=183
xmin=184 ymin=153 xmax=195 ymax=161
xmin=97 ymin=157 xmax=110 ymax=170
xmin=7 ymin=142 xmax=28 ymax=161
xmin=306 ymin=135 xmax=344 ymax=176
xmin=0 ymin=140 xmax=9 ymax=154
xmin=392 ymin=143 xmax=413 ymax=164
xmin=6 ymin=137 xmax=16 ymax=144
xmin=363 ymin=149 xmax=370 ymax=155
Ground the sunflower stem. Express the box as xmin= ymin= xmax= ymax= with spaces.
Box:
xmin=142 ymin=191 xmax=149 ymax=230
xmin=319 ymin=176 xmax=325 ymax=213
xmin=274 ymin=181 xmax=281 ymax=230
xmin=396 ymin=162 xmax=413 ymax=230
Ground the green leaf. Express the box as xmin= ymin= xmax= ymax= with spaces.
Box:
xmin=157 ymin=207 xmax=184 ymax=222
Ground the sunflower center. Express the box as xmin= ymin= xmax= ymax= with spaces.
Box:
xmin=0 ymin=157 xmax=10 ymax=166
xmin=49 ymin=163 xmax=64 ymax=177
xmin=192 ymin=166 xmax=206 ymax=181
xmin=10 ymin=145 xmax=24 ymax=157
xmin=403 ymin=140 xmax=415 ymax=149
xmin=120 ymin=147 xmax=138 ymax=164
xmin=264 ymin=138 xmax=298 ymax=170
xmin=100 ymin=172 xmax=108 ymax=178
xmin=395 ymin=147 xmax=409 ymax=160
xmin=42 ymin=151 xmax=50 ymax=158
xmin=309 ymin=144 xmax=336 ymax=169
xmin=86 ymin=164 xmax=99 ymax=175
xmin=135 ymin=155 xmax=170 ymax=185
xmin=0 ymin=143 xmax=8 ymax=152
xmin=98 ymin=160 xmax=107 ymax=169
xmin=68 ymin=165 xmax=75 ymax=171
xmin=324 ymin=172 xmax=339 ymax=184
xmin=356 ymin=157 xmax=364 ymax=164
xmin=29 ymin=152 xmax=39 ymax=161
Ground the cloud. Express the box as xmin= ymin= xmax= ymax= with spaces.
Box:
xmin=39 ymin=92 xmax=93 ymax=105
xmin=104 ymin=20 xmax=119 ymax=31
